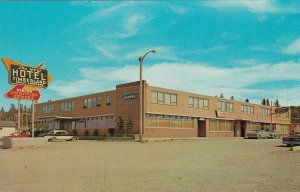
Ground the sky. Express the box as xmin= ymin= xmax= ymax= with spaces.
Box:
xmin=1 ymin=0 xmax=300 ymax=110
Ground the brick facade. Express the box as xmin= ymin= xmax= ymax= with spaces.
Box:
xmin=34 ymin=81 xmax=291 ymax=138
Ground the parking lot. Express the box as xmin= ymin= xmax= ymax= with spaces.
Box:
xmin=1 ymin=138 xmax=299 ymax=192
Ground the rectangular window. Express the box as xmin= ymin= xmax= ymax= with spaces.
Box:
xmin=96 ymin=97 xmax=101 ymax=107
xmin=61 ymin=101 xmax=74 ymax=111
xmin=260 ymin=108 xmax=270 ymax=116
xmin=241 ymin=105 xmax=254 ymax=115
xmin=193 ymin=98 xmax=198 ymax=108
xmin=164 ymin=93 xmax=171 ymax=105
xmin=209 ymin=119 xmax=217 ymax=131
xmin=83 ymin=99 xmax=87 ymax=109
xmin=188 ymin=97 xmax=193 ymax=108
xmin=218 ymin=101 xmax=234 ymax=112
xmin=106 ymin=95 xmax=111 ymax=106
xmin=199 ymin=98 xmax=204 ymax=109
xmin=151 ymin=91 xmax=158 ymax=104
xmin=189 ymin=97 xmax=209 ymax=109
xmin=43 ymin=104 xmax=54 ymax=114
xmin=203 ymin=99 xmax=209 ymax=109
xmin=92 ymin=98 xmax=97 ymax=108
xmin=170 ymin=94 xmax=177 ymax=105
xmin=61 ymin=103 xmax=64 ymax=112
xmin=157 ymin=92 xmax=164 ymax=104
xmin=87 ymin=98 xmax=92 ymax=108
xmin=152 ymin=91 xmax=177 ymax=106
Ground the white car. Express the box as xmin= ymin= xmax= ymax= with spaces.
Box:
xmin=44 ymin=130 xmax=78 ymax=142
xmin=246 ymin=130 xmax=270 ymax=139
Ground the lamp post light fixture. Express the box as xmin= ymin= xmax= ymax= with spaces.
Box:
xmin=139 ymin=49 xmax=156 ymax=142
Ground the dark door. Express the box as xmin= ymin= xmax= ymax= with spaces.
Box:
xmin=234 ymin=121 xmax=237 ymax=137
xmin=198 ymin=119 xmax=206 ymax=137
xmin=241 ymin=121 xmax=246 ymax=137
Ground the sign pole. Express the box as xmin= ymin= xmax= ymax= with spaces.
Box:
xmin=32 ymin=101 xmax=35 ymax=138
xmin=18 ymin=99 xmax=21 ymax=133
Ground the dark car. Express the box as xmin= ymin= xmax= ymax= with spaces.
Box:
xmin=282 ymin=132 xmax=300 ymax=146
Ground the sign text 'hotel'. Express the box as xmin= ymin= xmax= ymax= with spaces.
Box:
xmin=9 ymin=64 xmax=48 ymax=88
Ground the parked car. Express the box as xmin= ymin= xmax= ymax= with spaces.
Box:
xmin=282 ymin=132 xmax=300 ymax=146
xmin=43 ymin=130 xmax=78 ymax=142
xmin=5 ymin=132 xmax=29 ymax=138
xmin=246 ymin=130 xmax=269 ymax=139
xmin=268 ymin=131 xmax=283 ymax=139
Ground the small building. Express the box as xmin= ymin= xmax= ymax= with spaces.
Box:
xmin=0 ymin=121 xmax=16 ymax=138
xmin=34 ymin=81 xmax=291 ymax=138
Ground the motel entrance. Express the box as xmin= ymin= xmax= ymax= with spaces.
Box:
xmin=198 ymin=118 xmax=206 ymax=137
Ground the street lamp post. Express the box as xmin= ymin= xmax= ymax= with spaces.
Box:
xmin=139 ymin=50 xmax=156 ymax=142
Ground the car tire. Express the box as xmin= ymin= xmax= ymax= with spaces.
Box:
xmin=49 ymin=137 xmax=57 ymax=142
xmin=71 ymin=137 xmax=77 ymax=141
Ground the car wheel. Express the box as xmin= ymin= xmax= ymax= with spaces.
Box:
xmin=71 ymin=137 xmax=77 ymax=141
xmin=50 ymin=137 xmax=57 ymax=142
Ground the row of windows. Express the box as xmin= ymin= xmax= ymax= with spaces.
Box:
xmin=42 ymin=104 xmax=53 ymax=114
xmin=188 ymin=97 xmax=209 ymax=109
xmin=241 ymin=105 xmax=254 ymax=115
xmin=41 ymin=95 xmax=112 ymax=113
xmin=61 ymin=101 xmax=75 ymax=112
xmin=260 ymin=108 xmax=271 ymax=116
xmin=218 ymin=101 xmax=234 ymax=112
xmin=150 ymin=91 xmax=290 ymax=118
xmin=145 ymin=114 xmax=194 ymax=128
xmin=275 ymin=112 xmax=289 ymax=118
xmin=151 ymin=91 xmax=177 ymax=105
xmin=209 ymin=119 xmax=234 ymax=132
xmin=83 ymin=97 xmax=101 ymax=109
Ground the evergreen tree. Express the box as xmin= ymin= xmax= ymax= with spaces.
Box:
xmin=4 ymin=104 xmax=17 ymax=121
xmin=274 ymin=99 xmax=280 ymax=107
xmin=266 ymin=99 xmax=270 ymax=106
xmin=230 ymin=96 xmax=234 ymax=100
xmin=220 ymin=93 xmax=224 ymax=98
xmin=245 ymin=98 xmax=249 ymax=103
xmin=261 ymin=98 xmax=266 ymax=105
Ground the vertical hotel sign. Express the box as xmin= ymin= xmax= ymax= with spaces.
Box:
xmin=2 ymin=58 xmax=52 ymax=137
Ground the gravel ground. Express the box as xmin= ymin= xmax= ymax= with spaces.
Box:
xmin=0 ymin=138 xmax=299 ymax=192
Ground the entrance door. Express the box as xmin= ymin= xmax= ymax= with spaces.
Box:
xmin=240 ymin=121 xmax=246 ymax=137
xmin=198 ymin=119 xmax=206 ymax=137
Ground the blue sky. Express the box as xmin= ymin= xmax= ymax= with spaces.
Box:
xmin=1 ymin=1 xmax=300 ymax=110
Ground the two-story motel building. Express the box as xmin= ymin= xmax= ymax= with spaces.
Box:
xmin=34 ymin=81 xmax=291 ymax=138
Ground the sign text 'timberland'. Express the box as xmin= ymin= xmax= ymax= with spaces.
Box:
xmin=9 ymin=64 xmax=48 ymax=88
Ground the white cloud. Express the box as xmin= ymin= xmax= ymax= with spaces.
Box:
xmin=169 ymin=5 xmax=187 ymax=14
xmin=49 ymin=60 xmax=300 ymax=106
xmin=94 ymin=44 xmax=118 ymax=60
xmin=200 ymin=0 xmax=296 ymax=13
xmin=80 ymin=3 xmax=129 ymax=23
xmin=250 ymin=45 xmax=268 ymax=52
xmin=189 ymin=45 xmax=231 ymax=54
xmin=282 ymin=38 xmax=300 ymax=55
xmin=118 ymin=14 xmax=150 ymax=38
xmin=70 ymin=56 xmax=100 ymax=63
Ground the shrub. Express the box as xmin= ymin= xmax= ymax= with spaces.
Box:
xmin=108 ymin=128 xmax=115 ymax=136
xmin=84 ymin=130 xmax=89 ymax=136
xmin=93 ymin=129 xmax=99 ymax=136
